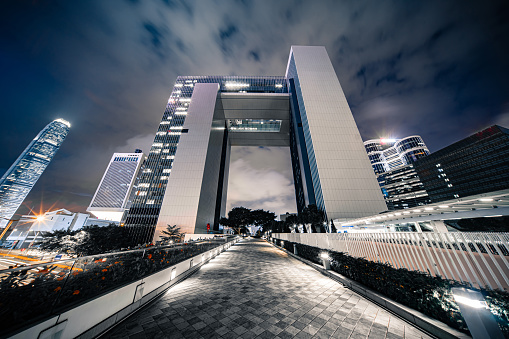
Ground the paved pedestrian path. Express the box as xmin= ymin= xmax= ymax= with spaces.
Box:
xmin=105 ymin=239 xmax=432 ymax=339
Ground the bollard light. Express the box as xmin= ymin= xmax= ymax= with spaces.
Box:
xmin=451 ymin=287 xmax=504 ymax=339
xmin=320 ymin=252 xmax=331 ymax=270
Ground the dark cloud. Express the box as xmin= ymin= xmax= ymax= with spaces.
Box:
xmin=0 ymin=0 xmax=508 ymax=218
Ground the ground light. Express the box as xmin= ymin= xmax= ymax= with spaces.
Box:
xmin=320 ymin=252 xmax=331 ymax=270
xmin=451 ymin=287 xmax=504 ymax=339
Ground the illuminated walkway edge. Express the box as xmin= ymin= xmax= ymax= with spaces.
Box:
xmin=270 ymin=240 xmax=468 ymax=339
xmin=105 ymin=239 xmax=433 ymax=339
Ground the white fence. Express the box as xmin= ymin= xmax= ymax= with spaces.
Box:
xmin=273 ymin=232 xmax=509 ymax=291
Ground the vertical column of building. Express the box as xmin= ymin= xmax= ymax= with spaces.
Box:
xmin=124 ymin=78 xmax=197 ymax=244
xmin=286 ymin=46 xmax=386 ymax=220
xmin=155 ymin=83 xmax=223 ymax=239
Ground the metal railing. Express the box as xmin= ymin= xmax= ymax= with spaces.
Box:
xmin=273 ymin=232 xmax=509 ymax=290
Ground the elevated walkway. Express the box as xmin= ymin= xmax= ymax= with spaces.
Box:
xmin=105 ymin=239 xmax=432 ymax=338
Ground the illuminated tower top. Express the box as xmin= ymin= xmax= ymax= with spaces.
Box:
xmin=0 ymin=119 xmax=70 ymax=227
xmin=364 ymin=136 xmax=429 ymax=174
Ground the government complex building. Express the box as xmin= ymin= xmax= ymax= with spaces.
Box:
xmin=124 ymin=46 xmax=386 ymax=244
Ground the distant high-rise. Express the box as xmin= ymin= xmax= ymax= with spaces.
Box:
xmin=364 ymin=136 xmax=429 ymax=174
xmin=414 ymin=125 xmax=509 ymax=202
xmin=364 ymin=136 xmax=431 ymax=210
xmin=0 ymin=119 xmax=70 ymax=227
xmin=87 ymin=151 xmax=145 ymax=222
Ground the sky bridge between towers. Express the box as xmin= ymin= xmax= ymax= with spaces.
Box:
xmin=124 ymin=46 xmax=387 ymax=245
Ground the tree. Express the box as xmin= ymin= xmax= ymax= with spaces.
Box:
xmin=160 ymin=224 xmax=184 ymax=243
xmin=251 ymin=209 xmax=276 ymax=231
xmin=39 ymin=229 xmax=77 ymax=253
xmin=330 ymin=220 xmax=338 ymax=233
xmin=39 ymin=224 xmax=130 ymax=256
xmin=220 ymin=207 xmax=254 ymax=235
xmin=301 ymin=204 xmax=326 ymax=233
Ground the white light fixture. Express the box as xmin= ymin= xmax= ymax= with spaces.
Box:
xmin=225 ymin=82 xmax=250 ymax=88
xmin=320 ymin=252 xmax=329 ymax=260
xmin=479 ymin=198 xmax=493 ymax=202
xmin=413 ymin=209 xmax=421 ymax=213
xmin=439 ymin=205 xmax=449 ymax=208
xmin=453 ymin=294 xmax=487 ymax=309
xmin=425 ymin=207 xmax=434 ymax=211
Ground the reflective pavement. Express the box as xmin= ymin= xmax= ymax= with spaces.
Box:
xmin=105 ymin=239 xmax=432 ymax=339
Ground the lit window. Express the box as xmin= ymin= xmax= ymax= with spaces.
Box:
xmin=146 ymin=200 xmax=155 ymax=205
xmin=160 ymin=176 xmax=168 ymax=180
xmin=163 ymin=169 xmax=171 ymax=173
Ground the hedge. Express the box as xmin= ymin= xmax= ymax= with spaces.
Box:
xmin=273 ymin=238 xmax=509 ymax=336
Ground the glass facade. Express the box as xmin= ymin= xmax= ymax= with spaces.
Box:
xmin=124 ymin=76 xmax=287 ymax=244
xmin=378 ymin=164 xmax=431 ymax=210
xmin=364 ymin=136 xmax=429 ymax=175
xmin=89 ymin=153 xmax=144 ymax=210
xmin=414 ymin=125 xmax=509 ymax=202
xmin=364 ymin=136 xmax=431 ymax=210
xmin=0 ymin=119 xmax=70 ymax=226
xmin=227 ymin=119 xmax=282 ymax=132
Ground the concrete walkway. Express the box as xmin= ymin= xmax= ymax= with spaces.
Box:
xmin=105 ymin=239 xmax=432 ymax=339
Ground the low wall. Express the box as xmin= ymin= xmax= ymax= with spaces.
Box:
xmin=10 ymin=239 xmax=238 ymax=339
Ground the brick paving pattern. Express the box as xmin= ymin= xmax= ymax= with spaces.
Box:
xmin=105 ymin=239 xmax=433 ymax=339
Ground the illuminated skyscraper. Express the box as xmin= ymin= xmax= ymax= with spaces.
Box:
xmin=364 ymin=136 xmax=431 ymax=210
xmin=87 ymin=150 xmax=145 ymax=222
xmin=125 ymin=46 xmax=386 ymax=244
xmin=0 ymin=119 xmax=71 ymax=227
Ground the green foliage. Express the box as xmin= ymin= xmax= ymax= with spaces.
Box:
xmin=300 ymin=205 xmax=326 ymax=233
xmin=221 ymin=207 xmax=276 ymax=235
xmin=330 ymin=220 xmax=337 ymax=233
xmin=39 ymin=224 xmax=130 ymax=256
xmin=0 ymin=241 xmax=224 ymax=336
xmin=274 ymin=240 xmax=509 ymax=336
xmin=160 ymin=224 xmax=184 ymax=243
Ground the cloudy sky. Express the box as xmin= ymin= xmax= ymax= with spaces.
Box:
xmin=0 ymin=0 xmax=508 ymax=218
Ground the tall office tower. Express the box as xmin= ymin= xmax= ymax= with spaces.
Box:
xmin=364 ymin=136 xmax=429 ymax=174
xmin=124 ymin=46 xmax=386 ymax=244
xmin=364 ymin=136 xmax=430 ymax=210
xmin=414 ymin=125 xmax=509 ymax=202
xmin=0 ymin=119 xmax=70 ymax=228
xmin=87 ymin=151 xmax=145 ymax=222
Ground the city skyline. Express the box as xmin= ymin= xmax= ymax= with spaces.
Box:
xmin=0 ymin=1 xmax=508 ymax=218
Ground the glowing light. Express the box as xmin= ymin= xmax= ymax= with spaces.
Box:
xmin=413 ymin=209 xmax=421 ymax=213
xmin=453 ymin=295 xmax=487 ymax=309
xmin=425 ymin=207 xmax=434 ymax=211
xmin=55 ymin=118 xmax=71 ymax=128
xmin=320 ymin=252 xmax=329 ymax=260
xmin=479 ymin=198 xmax=493 ymax=202
xmin=380 ymin=138 xmax=397 ymax=144
xmin=224 ymin=82 xmax=249 ymax=88
xmin=36 ymin=215 xmax=45 ymax=222
xmin=439 ymin=205 xmax=449 ymax=208
xmin=275 ymin=84 xmax=283 ymax=88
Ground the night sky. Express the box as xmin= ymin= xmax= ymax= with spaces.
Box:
xmin=1 ymin=0 xmax=508 ymax=219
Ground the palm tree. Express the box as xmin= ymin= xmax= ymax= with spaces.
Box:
xmin=160 ymin=225 xmax=184 ymax=243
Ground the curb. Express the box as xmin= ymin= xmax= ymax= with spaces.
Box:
xmin=269 ymin=241 xmax=470 ymax=339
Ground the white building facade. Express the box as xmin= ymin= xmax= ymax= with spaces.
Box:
xmin=87 ymin=151 xmax=144 ymax=222
xmin=5 ymin=209 xmax=115 ymax=249
xmin=124 ymin=46 xmax=386 ymax=244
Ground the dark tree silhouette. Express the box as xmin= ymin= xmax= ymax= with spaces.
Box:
xmin=160 ymin=224 xmax=184 ymax=243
